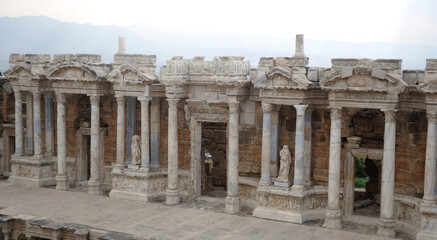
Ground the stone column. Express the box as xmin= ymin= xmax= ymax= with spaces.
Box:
xmin=115 ymin=95 xmax=126 ymax=167
xmin=292 ymin=104 xmax=308 ymax=191
xmin=323 ymin=107 xmax=342 ymax=229
xmin=270 ymin=105 xmax=280 ymax=177
xmin=44 ymin=93 xmax=54 ymax=156
xmin=151 ymin=98 xmax=161 ymax=168
xmin=55 ymin=92 xmax=68 ymax=190
xmin=260 ymin=102 xmax=272 ymax=186
xmin=303 ymin=107 xmax=313 ymax=186
xmin=225 ymin=99 xmax=240 ymax=214
xmin=26 ymin=92 xmax=34 ymax=154
xmin=14 ymin=91 xmax=23 ymax=155
xmin=33 ymin=92 xmax=42 ymax=158
xmin=88 ymin=94 xmax=101 ymax=195
xmin=126 ymin=97 xmax=137 ymax=163
xmin=166 ymin=98 xmax=180 ymax=205
xmin=190 ymin=116 xmax=202 ymax=196
xmin=423 ymin=111 xmax=437 ymax=206
xmin=377 ymin=109 xmax=397 ymax=238
xmin=139 ymin=97 xmax=151 ymax=168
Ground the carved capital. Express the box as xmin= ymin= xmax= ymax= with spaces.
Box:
xmin=330 ymin=107 xmax=342 ymax=120
xmin=427 ymin=111 xmax=437 ymax=123
xmin=89 ymin=94 xmax=101 ymax=106
xmin=32 ymin=91 xmax=41 ymax=102
xmin=229 ymin=100 xmax=240 ymax=114
xmin=167 ymin=98 xmax=180 ymax=111
xmin=115 ymin=95 xmax=126 ymax=105
xmin=261 ymin=102 xmax=273 ymax=113
xmin=44 ymin=92 xmax=54 ymax=99
xmin=138 ymin=96 xmax=152 ymax=106
xmin=294 ymin=104 xmax=308 ymax=116
xmin=55 ymin=92 xmax=66 ymax=105
xmin=383 ymin=109 xmax=396 ymax=123
xmin=14 ymin=90 xmax=21 ymax=100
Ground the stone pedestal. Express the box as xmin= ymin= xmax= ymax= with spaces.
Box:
xmin=226 ymin=99 xmax=240 ymax=214
xmin=323 ymin=107 xmax=342 ymax=229
xmin=260 ymin=102 xmax=272 ymax=186
xmin=292 ymin=105 xmax=307 ymax=191
xmin=377 ymin=109 xmax=396 ymax=238
xmin=14 ymin=91 xmax=23 ymax=155
xmin=55 ymin=93 xmax=68 ymax=190
xmin=88 ymin=94 xmax=101 ymax=195
xmin=166 ymin=98 xmax=180 ymax=205
xmin=274 ymin=181 xmax=292 ymax=187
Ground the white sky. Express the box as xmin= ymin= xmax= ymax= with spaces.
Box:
xmin=0 ymin=0 xmax=436 ymax=46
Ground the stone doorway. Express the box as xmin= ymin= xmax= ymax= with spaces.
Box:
xmin=1 ymin=124 xmax=15 ymax=177
xmin=201 ymin=122 xmax=228 ymax=198
xmin=353 ymin=158 xmax=381 ymax=217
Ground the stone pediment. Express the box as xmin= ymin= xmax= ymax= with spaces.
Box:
xmin=4 ymin=63 xmax=46 ymax=80
xmin=47 ymin=62 xmax=107 ymax=81
xmin=252 ymin=66 xmax=311 ymax=90
xmin=320 ymin=60 xmax=407 ymax=95
xmin=420 ymin=59 xmax=437 ymax=94
xmin=108 ymin=64 xmax=157 ymax=85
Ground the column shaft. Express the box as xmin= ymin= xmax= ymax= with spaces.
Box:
xmin=260 ymin=102 xmax=272 ymax=186
xmin=225 ymin=99 xmax=240 ymax=214
xmin=115 ymin=96 xmax=126 ymax=166
xmin=166 ymin=98 xmax=180 ymax=205
xmin=126 ymin=97 xmax=137 ymax=163
xmin=270 ymin=107 xmax=279 ymax=177
xmin=377 ymin=109 xmax=396 ymax=238
xmin=151 ymin=98 xmax=161 ymax=168
xmin=423 ymin=111 xmax=437 ymax=204
xmin=33 ymin=92 xmax=42 ymax=157
xmin=44 ymin=93 xmax=54 ymax=156
xmin=88 ymin=94 xmax=101 ymax=195
xmin=292 ymin=105 xmax=308 ymax=190
xmin=14 ymin=91 xmax=23 ymax=155
xmin=139 ymin=97 xmax=151 ymax=168
xmin=55 ymin=93 xmax=68 ymax=190
xmin=26 ymin=92 xmax=34 ymax=154
xmin=303 ymin=107 xmax=313 ymax=186
xmin=323 ymin=107 xmax=342 ymax=229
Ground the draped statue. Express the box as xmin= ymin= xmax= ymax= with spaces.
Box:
xmin=277 ymin=145 xmax=291 ymax=183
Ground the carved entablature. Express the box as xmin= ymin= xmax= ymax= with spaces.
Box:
xmin=321 ymin=59 xmax=406 ymax=96
xmin=4 ymin=54 xmax=51 ymax=90
xmin=187 ymin=100 xmax=229 ymax=123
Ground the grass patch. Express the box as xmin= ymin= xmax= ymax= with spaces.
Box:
xmin=355 ymin=177 xmax=368 ymax=188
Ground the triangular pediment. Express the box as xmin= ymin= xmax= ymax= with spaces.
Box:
xmin=252 ymin=66 xmax=311 ymax=90
xmin=4 ymin=63 xmax=34 ymax=80
xmin=108 ymin=64 xmax=156 ymax=84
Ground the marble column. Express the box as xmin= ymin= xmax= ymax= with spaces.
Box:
xmin=14 ymin=91 xmax=23 ymax=155
xmin=126 ymin=97 xmax=137 ymax=163
xmin=303 ymin=107 xmax=313 ymax=186
xmin=292 ymin=104 xmax=308 ymax=191
xmin=25 ymin=92 xmax=34 ymax=155
xmin=423 ymin=111 xmax=437 ymax=206
xmin=323 ymin=107 xmax=342 ymax=229
xmin=115 ymin=95 xmax=126 ymax=167
xmin=44 ymin=93 xmax=54 ymax=156
xmin=377 ymin=109 xmax=396 ymax=238
xmin=190 ymin=116 xmax=202 ymax=196
xmin=139 ymin=97 xmax=151 ymax=168
xmin=88 ymin=94 xmax=101 ymax=195
xmin=151 ymin=98 xmax=161 ymax=168
xmin=260 ymin=102 xmax=272 ymax=186
xmin=33 ymin=92 xmax=42 ymax=158
xmin=55 ymin=92 xmax=68 ymax=190
xmin=270 ymin=106 xmax=280 ymax=177
xmin=166 ymin=98 xmax=180 ymax=205
xmin=225 ymin=99 xmax=240 ymax=214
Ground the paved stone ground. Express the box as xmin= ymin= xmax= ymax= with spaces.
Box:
xmin=0 ymin=182 xmax=406 ymax=240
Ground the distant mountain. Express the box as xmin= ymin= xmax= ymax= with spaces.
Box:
xmin=1 ymin=16 xmax=436 ymax=73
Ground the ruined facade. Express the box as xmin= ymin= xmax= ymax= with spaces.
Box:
xmin=0 ymin=35 xmax=436 ymax=239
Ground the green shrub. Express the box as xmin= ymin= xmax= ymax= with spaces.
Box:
xmin=355 ymin=158 xmax=367 ymax=178
xmin=355 ymin=177 xmax=368 ymax=188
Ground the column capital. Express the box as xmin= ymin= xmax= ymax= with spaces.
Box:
xmin=427 ymin=111 xmax=437 ymax=123
xmin=305 ymin=106 xmax=314 ymax=113
xmin=294 ymin=104 xmax=308 ymax=116
xmin=88 ymin=94 xmax=102 ymax=105
xmin=32 ymin=91 xmax=41 ymax=101
xmin=55 ymin=92 xmax=66 ymax=105
xmin=167 ymin=98 xmax=180 ymax=111
xmin=44 ymin=92 xmax=54 ymax=99
xmin=261 ymin=102 xmax=273 ymax=113
xmin=382 ymin=109 xmax=397 ymax=123
xmin=229 ymin=100 xmax=240 ymax=114
xmin=138 ymin=96 xmax=152 ymax=106
xmin=329 ymin=106 xmax=342 ymax=120
xmin=115 ymin=95 xmax=126 ymax=105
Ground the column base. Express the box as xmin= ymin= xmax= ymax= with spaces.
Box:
xmin=291 ymin=184 xmax=305 ymax=191
xmin=377 ymin=218 xmax=396 ymax=238
xmin=274 ymin=181 xmax=292 ymax=187
xmin=323 ymin=208 xmax=342 ymax=229
xmin=259 ymin=179 xmax=271 ymax=187
xmin=225 ymin=196 xmax=240 ymax=214
xmin=166 ymin=189 xmax=180 ymax=205
xmin=420 ymin=198 xmax=436 ymax=207
xmin=88 ymin=180 xmax=101 ymax=195
xmin=55 ymin=174 xmax=69 ymax=190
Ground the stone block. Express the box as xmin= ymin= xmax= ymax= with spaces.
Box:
xmin=308 ymin=68 xmax=318 ymax=82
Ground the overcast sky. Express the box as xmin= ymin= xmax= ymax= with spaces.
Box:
xmin=0 ymin=0 xmax=436 ymax=46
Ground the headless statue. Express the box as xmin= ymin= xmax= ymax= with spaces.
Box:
xmin=277 ymin=145 xmax=291 ymax=182
xmin=131 ymin=135 xmax=141 ymax=165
